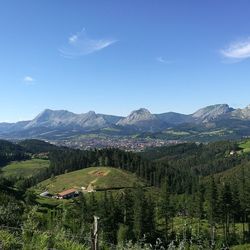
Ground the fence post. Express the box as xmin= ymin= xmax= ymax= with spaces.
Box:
xmin=91 ymin=215 xmax=99 ymax=250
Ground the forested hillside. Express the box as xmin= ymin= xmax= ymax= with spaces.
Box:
xmin=0 ymin=140 xmax=29 ymax=167
xmin=0 ymin=139 xmax=250 ymax=249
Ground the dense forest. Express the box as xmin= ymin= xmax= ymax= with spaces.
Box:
xmin=0 ymin=140 xmax=29 ymax=167
xmin=0 ymin=139 xmax=250 ymax=249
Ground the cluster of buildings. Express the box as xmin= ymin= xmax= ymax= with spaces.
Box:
xmin=53 ymin=137 xmax=179 ymax=152
xmin=39 ymin=189 xmax=79 ymax=199
xmin=40 ymin=184 xmax=96 ymax=200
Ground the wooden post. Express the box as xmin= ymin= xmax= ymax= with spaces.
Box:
xmin=211 ymin=224 xmax=215 ymax=249
xmin=91 ymin=216 xmax=99 ymax=250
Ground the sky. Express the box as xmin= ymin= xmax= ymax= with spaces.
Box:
xmin=1 ymin=0 xmax=250 ymax=122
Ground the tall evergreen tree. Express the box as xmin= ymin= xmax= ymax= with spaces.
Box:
xmin=207 ymin=176 xmax=219 ymax=247
xmin=133 ymin=186 xmax=146 ymax=241
xmin=159 ymin=179 xmax=173 ymax=241
xmin=219 ymin=183 xmax=233 ymax=243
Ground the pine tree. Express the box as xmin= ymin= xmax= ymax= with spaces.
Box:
xmin=159 ymin=180 xmax=173 ymax=241
xmin=207 ymin=176 xmax=219 ymax=247
xmin=77 ymin=192 xmax=91 ymax=238
xmin=133 ymin=186 xmax=146 ymax=241
xmin=219 ymin=183 xmax=233 ymax=243
xmin=100 ymin=192 xmax=118 ymax=244
xmin=144 ymin=194 xmax=156 ymax=241
xmin=238 ymin=165 xmax=250 ymax=242
xmin=193 ymin=182 xmax=205 ymax=237
xmin=231 ymin=182 xmax=241 ymax=238
xmin=120 ymin=189 xmax=134 ymax=227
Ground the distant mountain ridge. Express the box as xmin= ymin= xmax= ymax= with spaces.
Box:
xmin=25 ymin=109 xmax=109 ymax=130
xmin=192 ymin=104 xmax=233 ymax=123
xmin=117 ymin=108 xmax=166 ymax=132
xmin=1 ymin=104 xmax=250 ymax=141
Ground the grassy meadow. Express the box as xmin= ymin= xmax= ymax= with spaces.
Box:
xmin=1 ymin=158 xmax=49 ymax=178
xmin=36 ymin=166 xmax=145 ymax=194
xmin=239 ymin=139 xmax=250 ymax=153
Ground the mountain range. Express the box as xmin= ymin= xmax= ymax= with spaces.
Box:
xmin=1 ymin=104 xmax=250 ymax=141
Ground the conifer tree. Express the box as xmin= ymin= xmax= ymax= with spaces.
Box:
xmin=133 ymin=186 xmax=146 ymax=241
xmin=219 ymin=183 xmax=233 ymax=243
xmin=207 ymin=175 xmax=219 ymax=246
xmin=159 ymin=179 xmax=173 ymax=241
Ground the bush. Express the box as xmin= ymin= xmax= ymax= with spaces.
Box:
xmin=0 ymin=229 xmax=21 ymax=250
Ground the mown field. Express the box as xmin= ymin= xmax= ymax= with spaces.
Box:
xmin=1 ymin=158 xmax=49 ymax=178
xmin=36 ymin=166 xmax=145 ymax=194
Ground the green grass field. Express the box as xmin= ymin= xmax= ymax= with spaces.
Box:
xmin=36 ymin=166 xmax=145 ymax=194
xmin=1 ymin=159 xmax=49 ymax=178
xmin=231 ymin=244 xmax=250 ymax=250
xmin=239 ymin=139 xmax=250 ymax=153
xmin=163 ymin=130 xmax=190 ymax=136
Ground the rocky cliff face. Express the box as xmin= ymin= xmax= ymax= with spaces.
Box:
xmin=192 ymin=104 xmax=233 ymax=123
xmin=116 ymin=108 xmax=167 ymax=132
xmin=231 ymin=105 xmax=250 ymax=119
xmin=117 ymin=108 xmax=157 ymax=126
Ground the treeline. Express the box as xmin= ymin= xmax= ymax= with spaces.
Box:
xmin=0 ymin=140 xmax=29 ymax=167
xmin=1 ymin=140 xmax=246 ymax=194
xmin=47 ymin=141 xmax=248 ymax=194
xmin=18 ymin=139 xmax=58 ymax=154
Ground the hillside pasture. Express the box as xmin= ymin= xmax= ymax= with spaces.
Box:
xmin=1 ymin=159 xmax=49 ymax=178
xmin=36 ymin=166 xmax=145 ymax=194
xmin=239 ymin=139 xmax=250 ymax=153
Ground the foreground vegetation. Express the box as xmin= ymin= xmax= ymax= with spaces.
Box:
xmin=0 ymin=139 xmax=250 ymax=249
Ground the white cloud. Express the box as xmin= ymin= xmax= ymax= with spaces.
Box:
xmin=221 ymin=38 xmax=250 ymax=61
xmin=23 ymin=76 xmax=35 ymax=85
xmin=69 ymin=35 xmax=78 ymax=44
xmin=24 ymin=76 xmax=34 ymax=82
xmin=59 ymin=29 xmax=117 ymax=58
xmin=156 ymin=57 xmax=173 ymax=64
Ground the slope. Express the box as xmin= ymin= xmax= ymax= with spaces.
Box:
xmin=36 ymin=166 xmax=145 ymax=194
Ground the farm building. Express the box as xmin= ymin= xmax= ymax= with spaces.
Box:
xmin=40 ymin=191 xmax=51 ymax=197
xmin=57 ymin=188 xmax=78 ymax=199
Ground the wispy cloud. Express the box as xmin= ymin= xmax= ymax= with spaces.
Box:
xmin=156 ymin=56 xmax=173 ymax=64
xmin=221 ymin=38 xmax=250 ymax=61
xmin=59 ymin=29 xmax=117 ymax=58
xmin=23 ymin=76 xmax=36 ymax=85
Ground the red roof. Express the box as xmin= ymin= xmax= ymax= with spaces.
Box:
xmin=58 ymin=188 xmax=77 ymax=197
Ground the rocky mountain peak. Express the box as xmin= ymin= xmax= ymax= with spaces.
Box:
xmin=84 ymin=111 xmax=97 ymax=118
xmin=117 ymin=108 xmax=156 ymax=126
xmin=192 ymin=104 xmax=232 ymax=123
xmin=231 ymin=105 xmax=250 ymax=119
xmin=130 ymin=108 xmax=154 ymax=118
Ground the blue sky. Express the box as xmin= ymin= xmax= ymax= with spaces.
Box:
xmin=1 ymin=0 xmax=250 ymax=122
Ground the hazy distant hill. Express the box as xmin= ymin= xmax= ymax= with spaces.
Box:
xmin=1 ymin=104 xmax=250 ymax=141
